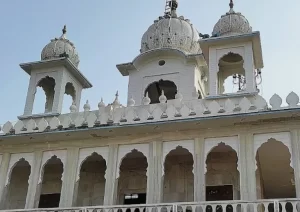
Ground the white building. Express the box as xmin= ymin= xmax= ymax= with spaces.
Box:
xmin=0 ymin=0 xmax=299 ymax=211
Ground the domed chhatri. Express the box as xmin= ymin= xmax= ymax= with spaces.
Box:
xmin=141 ymin=0 xmax=201 ymax=54
xmin=41 ymin=25 xmax=80 ymax=67
xmin=212 ymin=0 xmax=252 ymax=37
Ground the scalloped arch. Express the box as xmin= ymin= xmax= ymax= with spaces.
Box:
xmin=216 ymin=48 xmax=245 ymax=71
xmin=116 ymin=144 xmax=149 ymax=179
xmin=38 ymin=150 xmax=66 ymax=184
xmin=5 ymin=153 xmax=34 ymax=186
xmin=76 ymin=147 xmax=109 ymax=182
xmin=204 ymin=136 xmax=240 ymax=173
xmin=254 ymin=132 xmax=293 ymax=169
xmin=162 ymin=140 xmax=194 ymax=176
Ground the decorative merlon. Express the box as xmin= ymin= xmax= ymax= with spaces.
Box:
xmin=1 ymin=92 xmax=300 ymax=136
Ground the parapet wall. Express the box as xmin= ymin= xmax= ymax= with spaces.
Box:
xmin=0 ymin=91 xmax=299 ymax=135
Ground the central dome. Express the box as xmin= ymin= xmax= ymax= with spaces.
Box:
xmin=140 ymin=1 xmax=200 ymax=54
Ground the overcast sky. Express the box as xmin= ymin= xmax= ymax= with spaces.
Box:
xmin=0 ymin=0 xmax=299 ymax=124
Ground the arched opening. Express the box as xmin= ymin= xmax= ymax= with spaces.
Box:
xmin=76 ymin=153 xmax=106 ymax=206
xmin=5 ymin=159 xmax=31 ymax=209
xmin=218 ymin=53 xmax=245 ymax=94
xmin=38 ymin=156 xmax=63 ymax=209
xmin=205 ymin=143 xmax=239 ymax=203
xmin=117 ymin=150 xmax=148 ymax=205
xmin=256 ymin=139 xmax=296 ymax=199
xmin=145 ymin=80 xmax=177 ymax=104
xmin=163 ymin=146 xmax=194 ymax=203
xmin=33 ymin=76 xmax=56 ymax=114
xmin=63 ymin=82 xmax=76 ymax=113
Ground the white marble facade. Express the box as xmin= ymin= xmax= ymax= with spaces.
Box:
xmin=0 ymin=130 xmax=298 ymax=210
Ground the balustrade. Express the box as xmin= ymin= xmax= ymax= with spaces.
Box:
xmin=0 ymin=199 xmax=299 ymax=212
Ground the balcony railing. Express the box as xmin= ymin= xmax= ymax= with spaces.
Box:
xmin=1 ymin=199 xmax=299 ymax=212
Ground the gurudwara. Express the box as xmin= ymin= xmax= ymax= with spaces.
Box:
xmin=0 ymin=0 xmax=299 ymax=212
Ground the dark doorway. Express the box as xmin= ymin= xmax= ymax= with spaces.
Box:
xmin=206 ymin=185 xmax=233 ymax=201
xmin=123 ymin=193 xmax=146 ymax=205
xmin=38 ymin=193 xmax=61 ymax=208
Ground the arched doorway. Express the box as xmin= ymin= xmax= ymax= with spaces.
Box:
xmin=145 ymin=80 xmax=177 ymax=104
xmin=163 ymin=146 xmax=194 ymax=203
xmin=218 ymin=53 xmax=245 ymax=94
xmin=76 ymin=153 xmax=107 ymax=206
xmin=5 ymin=159 xmax=31 ymax=209
xmin=38 ymin=156 xmax=63 ymax=208
xmin=256 ymin=139 xmax=296 ymax=199
xmin=205 ymin=143 xmax=239 ymax=201
xmin=117 ymin=150 xmax=148 ymax=205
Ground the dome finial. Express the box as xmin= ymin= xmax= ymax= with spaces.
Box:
xmin=165 ymin=0 xmax=178 ymax=18
xmin=229 ymin=0 xmax=234 ymax=12
xmin=60 ymin=25 xmax=67 ymax=39
xmin=62 ymin=25 xmax=67 ymax=35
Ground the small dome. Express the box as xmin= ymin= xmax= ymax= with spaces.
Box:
xmin=41 ymin=25 xmax=80 ymax=67
xmin=212 ymin=1 xmax=252 ymax=37
xmin=141 ymin=1 xmax=200 ymax=54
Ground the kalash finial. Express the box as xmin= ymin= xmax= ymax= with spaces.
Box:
xmin=60 ymin=25 xmax=67 ymax=39
xmin=62 ymin=25 xmax=67 ymax=34
xmin=229 ymin=0 xmax=234 ymax=12
xmin=165 ymin=0 xmax=178 ymax=18
xmin=170 ymin=0 xmax=178 ymax=18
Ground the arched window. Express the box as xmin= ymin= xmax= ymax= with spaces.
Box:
xmin=33 ymin=76 xmax=56 ymax=114
xmin=144 ymin=80 xmax=177 ymax=104
xmin=218 ymin=53 xmax=245 ymax=94
xmin=63 ymin=82 xmax=76 ymax=113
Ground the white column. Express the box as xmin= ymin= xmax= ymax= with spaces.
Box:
xmin=290 ymin=130 xmax=300 ymax=198
xmin=25 ymin=151 xmax=43 ymax=209
xmin=23 ymin=75 xmax=37 ymax=115
xmin=59 ymin=148 xmax=79 ymax=207
xmin=209 ymin=48 xmax=218 ymax=96
xmin=52 ymin=71 xmax=65 ymax=114
xmin=244 ymin=45 xmax=255 ymax=93
xmin=244 ymin=133 xmax=257 ymax=200
xmin=238 ymin=133 xmax=250 ymax=200
xmin=148 ymin=141 xmax=163 ymax=203
xmin=146 ymin=142 xmax=154 ymax=204
xmin=194 ymin=137 xmax=206 ymax=202
xmin=0 ymin=153 xmax=10 ymax=209
xmin=103 ymin=144 xmax=118 ymax=205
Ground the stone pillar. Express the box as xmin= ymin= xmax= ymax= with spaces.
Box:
xmin=290 ymin=130 xmax=300 ymax=198
xmin=23 ymin=75 xmax=37 ymax=115
xmin=238 ymin=133 xmax=249 ymax=200
xmin=244 ymin=133 xmax=257 ymax=200
xmin=59 ymin=148 xmax=79 ymax=207
xmin=52 ymin=71 xmax=65 ymax=114
xmin=0 ymin=153 xmax=10 ymax=209
xmin=209 ymin=49 xmax=218 ymax=96
xmin=244 ymin=45 xmax=255 ymax=93
xmin=146 ymin=142 xmax=154 ymax=204
xmin=151 ymin=141 xmax=163 ymax=203
xmin=25 ymin=151 xmax=43 ymax=209
xmin=103 ymin=144 xmax=118 ymax=205
xmin=194 ymin=137 xmax=206 ymax=202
